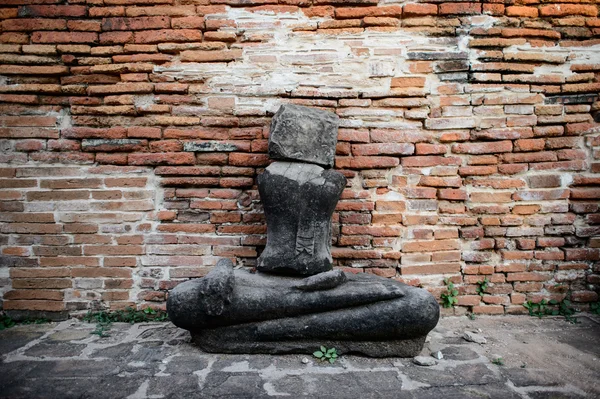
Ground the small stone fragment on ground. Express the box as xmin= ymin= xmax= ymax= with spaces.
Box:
xmin=432 ymin=351 xmax=443 ymax=360
xmin=463 ymin=331 xmax=487 ymax=344
xmin=413 ymin=356 xmax=438 ymax=366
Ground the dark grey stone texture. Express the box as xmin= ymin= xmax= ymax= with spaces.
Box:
xmin=164 ymin=104 xmax=439 ymax=358
xmin=256 ymin=162 xmax=346 ymax=276
xmin=183 ymin=141 xmax=238 ymax=152
xmin=294 ymin=269 xmax=347 ymax=291
xmin=2 ymin=316 xmax=599 ymax=398
xmin=268 ymin=104 xmax=339 ymax=168
xmin=167 ymin=259 xmax=440 ymax=357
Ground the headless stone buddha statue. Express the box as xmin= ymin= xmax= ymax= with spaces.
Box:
xmin=167 ymin=104 xmax=439 ymax=357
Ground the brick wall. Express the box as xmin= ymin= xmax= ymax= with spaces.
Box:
xmin=1 ymin=0 xmax=599 ymax=319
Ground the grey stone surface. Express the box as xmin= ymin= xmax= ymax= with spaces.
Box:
xmin=463 ymin=331 xmax=487 ymax=344
xmin=193 ymin=334 xmax=427 ymax=358
xmin=439 ymin=345 xmax=479 ymax=361
xmin=168 ymin=259 xmax=439 ymax=357
xmin=268 ymin=104 xmax=339 ymax=168
xmin=0 ymin=325 xmax=51 ymax=356
xmin=294 ymin=269 xmax=347 ymax=291
xmin=81 ymin=138 xmax=145 ymax=152
xmin=257 ymin=161 xmax=346 ymax=276
xmin=183 ymin=141 xmax=238 ymax=152
xmin=405 ymin=362 xmax=500 ymax=387
xmin=412 ymin=356 xmax=437 ymax=366
xmin=24 ymin=342 xmax=86 ymax=358
xmin=0 ymin=316 xmax=598 ymax=398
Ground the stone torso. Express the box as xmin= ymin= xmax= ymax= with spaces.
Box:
xmin=257 ymin=162 xmax=346 ymax=276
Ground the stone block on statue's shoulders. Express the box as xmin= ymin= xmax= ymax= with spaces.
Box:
xmin=269 ymin=104 xmax=339 ymax=168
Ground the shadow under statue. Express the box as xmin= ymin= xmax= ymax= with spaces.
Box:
xmin=167 ymin=104 xmax=440 ymax=357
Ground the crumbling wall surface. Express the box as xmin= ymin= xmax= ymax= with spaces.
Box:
xmin=0 ymin=0 xmax=599 ymax=318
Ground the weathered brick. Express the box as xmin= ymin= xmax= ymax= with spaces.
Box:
xmin=539 ymin=4 xmax=597 ymax=17
xmin=439 ymin=2 xmax=481 ymax=15
xmin=452 ymin=141 xmax=512 ymax=155
xmin=506 ymin=6 xmax=538 ymax=18
xmin=102 ymin=16 xmax=170 ymax=31
xmin=32 ymin=32 xmax=98 ymax=44
xmin=18 ymin=5 xmax=87 ymax=17
xmin=180 ymin=49 xmax=242 ymax=62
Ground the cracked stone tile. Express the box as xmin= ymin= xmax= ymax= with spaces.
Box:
xmin=90 ymin=343 xmax=136 ymax=360
xmin=1 ymin=376 xmax=143 ymax=399
xmin=0 ymin=361 xmax=36 ymax=389
xmin=147 ymin=375 xmax=201 ymax=397
xmin=528 ymin=391 xmax=586 ymax=399
xmin=0 ymin=325 xmax=53 ymax=356
xmin=440 ymin=346 xmax=480 ymax=361
xmin=25 ymin=360 xmax=122 ymax=378
xmin=24 ymin=342 xmax=87 ymax=358
xmin=547 ymin=325 xmax=600 ymax=357
xmin=403 ymin=363 xmax=500 ymax=387
xmin=267 ymin=371 xmax=407 ymax=398
xmin=162 ymin=355 xmax=210 ymax=374
xmin=46 ymin=329 xmax=92 ymax=342
xmin=136 ymin=324 xmax=189 ymax=345
xmin=202 ymin=372 xmax=269 ymax=398
xmin=410 ymin=383 xmax=522 ymax=399
xmin=502 ymin=368 xmax=563 ymax=387
xmin=130 ymin=342 xmax=172 ymax=364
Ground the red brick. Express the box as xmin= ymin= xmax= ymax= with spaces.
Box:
xmin=2 ymin=19 xmax=67 ymax=31
xmin=539 ymin=4 xmax=597 ymax=17
xmin=128 ymin=153 xmax=195 ymax=166
xmin=472 ymin=305 xmax=504 ymax=315
xmin=335 ymin=6 xmax=402 ymax=19
xmin=102 ymin=16 xmax=170 ymax=31
xmin=506 ymin=6 xmax=538 ymax=18
xmin=571 ymin=291 xmax=599 ymax=303
xmin=18 ymin=5 xmax=87 ymax=17
xmin=439 ymin=2 xmax=482 ymax=15
xmin=3 ymin=300 xmax=65 ymax=312
xmin=403 ymin=3 xmax=437 ymax=17
xmin=452 ymin=141 xmax=512 ymax=154
xmin=126 ymin=6 xmax=196 ymax=17
xmin=180 ymin=49 xmax=242 ymax=62
xmin=135 ymin=29 xmax=202 ymax=44
xmin=390 ymin=77 xmax=426 ymax=88
xmin=401 ymin=263 xmax=461 ymax=275
xmin=403 ymin=239 xmax=459 ymax=253
xmin=32 ymin=32 xmax=98 ymax=44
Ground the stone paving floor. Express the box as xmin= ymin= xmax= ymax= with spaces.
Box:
xmin=0 ymin=314 xmax=598 ymax=398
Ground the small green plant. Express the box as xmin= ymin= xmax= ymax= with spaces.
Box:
xmin=523 ymin=295 xmax=579 ymax=324
xmin=91 ymin=323 xmax=111 ymax=338
xmin=475 ymin=277 xmax=489 ymax=297
xmin=590 ymin=301 xmax=600 ymax=315
xmin=83 ymin=307 xmax=169 ymax=338
xmin=441 ymin=278 xmax=458 ymax=308
xmin=313 ymin=346 xmax=338 ymax=364
xmin=467 ymin=313 xmax=476 ymax=320
xmin=523 ymin=299 xmax=548 ymax=318
xmin=0 ymin=314 xmax=51 ymax=330
xmin=20 ymin=318 xmax=51 ymax=325
xmin=491 ymin=357 xmax=504 ymax=366
xmin=0 ymin=314 xmax=16 ymax=330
